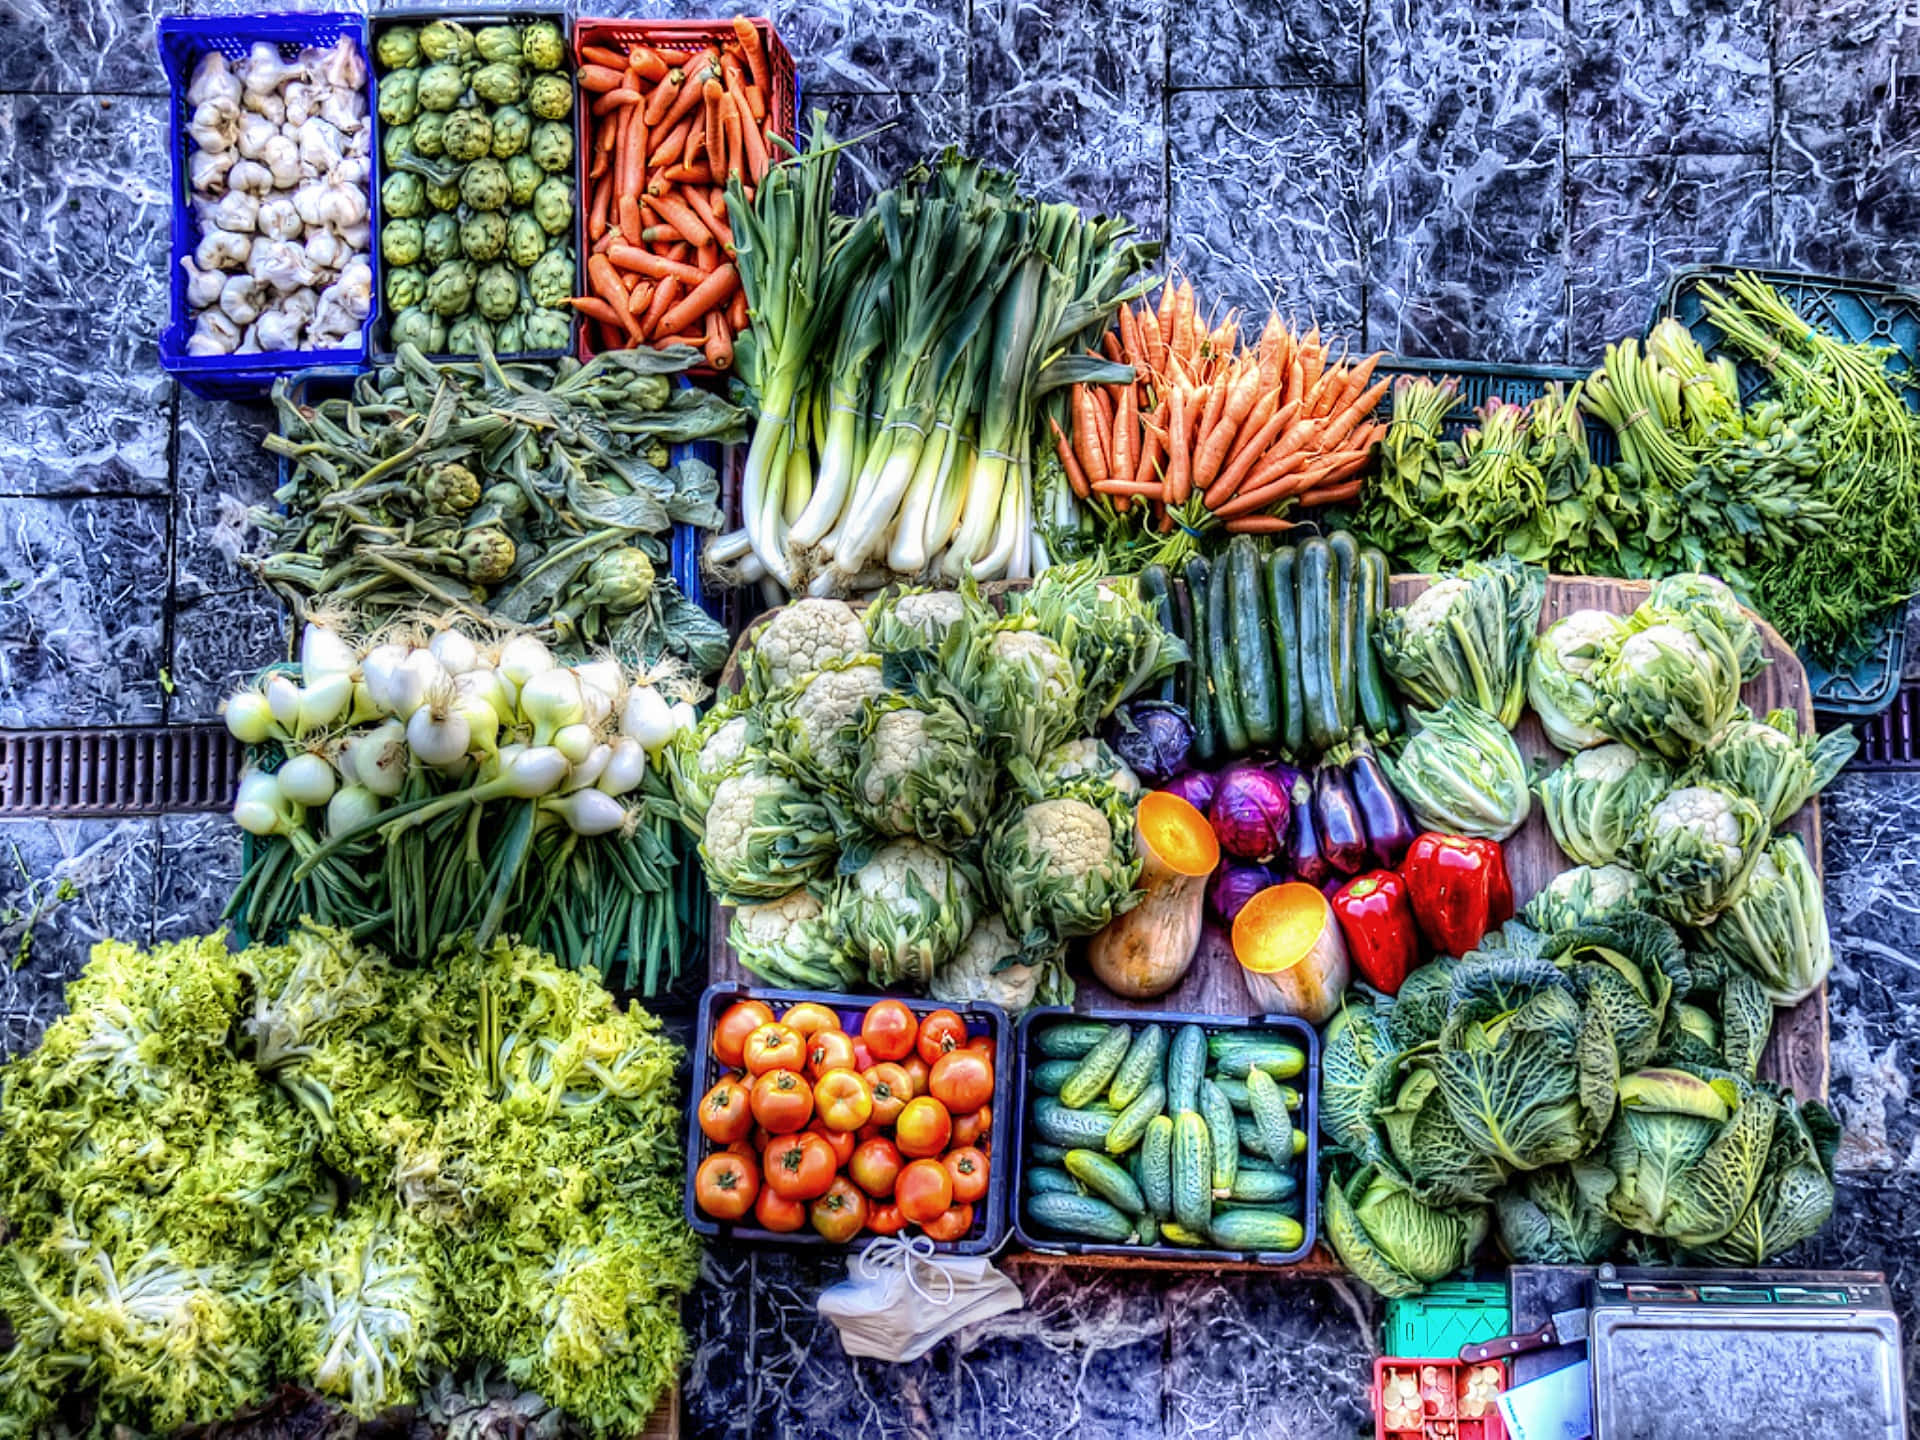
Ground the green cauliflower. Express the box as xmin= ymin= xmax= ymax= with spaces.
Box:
xmin=829 ymin=840 xmax=982 ymax=989
xmin=930 ymin=912 xmax=1067 ymax=1013
xmin=1537 ymin=742 xmax=1670 ymax=867
xmin=1704 ymin=707 xmax=1857 ymax=829
xmin=1527 ymin=608 xmax=1628 ymax=752
xmin=766 ymin=653 xmax=885 ymax=778
xmin=1629 ymin=782 xmax=1768 ymax=925
xmin=699 ymin=761 xmax=838 ymax=903
xmin=728 ymin=888 xmax=859 ymax=991
xmin=847 ymin=692 xmax=996 ymax=848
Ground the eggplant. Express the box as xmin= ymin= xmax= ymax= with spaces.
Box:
xmin=1348 ymin=750 xmax=1416 ymax=869
xmin=1279 ymin=767 xmax=1330 ymax=886
xmin=1313 ymin=762 xmax=1369 ymax=876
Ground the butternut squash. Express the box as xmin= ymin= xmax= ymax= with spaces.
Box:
xmin=1231 ymin=882 xmax=1350 ymax=1024
xmin=1088 ymin=792 xmax=1220 ymax=998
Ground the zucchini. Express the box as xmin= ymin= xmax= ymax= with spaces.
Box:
xmin=1208 ymin=1205 xmax=1306 ymax=1252
xmin=1060 ymin=1024 xmax=1132 ymax=1109
xmin=1109 ymin=1024 xmax=1166 ymax=1110
xmin=1036 ymin=1021 xmax=1114 ymax=1060
xmin=1025 ymin=1165 xmax=1084 ymax=1198
xmin=1236 ymin=1114 xmax=1309 ymax=1159
xmin=1200 ymin=1079 xmax=1239 ymax=1193
xmin=1245 ymin=1067 xmax=1297 ymax=1170
xmin=1206 ymin=547 xmax=1249 ymax=756
xmin=1171 ymin=569 xmax=1196 ymax=717
xmin=1183 ymin=557 xmax=1218 ymax=765
xmin=1227 ymin=536 xmax=1279 ymax=747
xmin=1159 ymin=1220 xmax=1211 ymax=1247
xmin=1140 ymin=564 xmax=1178 ymax=704
xmin=1065 ymin=1149 xmax=1147 ymax=1216
xmin=1296 ymin=536 xmax=1342 ymax=752
xmin=1266 ymin=547 xmax=1307 ymax=756
xmin=1032 ymin=1097 xmax=1117 ymax=1150
xmin=1208 ymin=1034 xmax=1308 ymax=1079
xmin=1167 ymin=1023 xmax=1208 ymax=1114
xmin=1106 ymin=1081 xmax=1167 ymax=1155
xmin=1026 ymin=1191 xmax=1137 ymax=1243
xmin=1328 ymin=530 xmax=1361 ymax=733
xmin=1171 ymin=1110 xmax=1213 ymax=1233
xmin=1139 ymin=1114 xmax=1175 ymax=1219
xmin=1030 ymin=1059 xmax=1080 ymax=1096
xmin=1227 ymin=1163 xmax=1300 ymax=1204
xmin=1357 ymin=547 xmax=1400 ymax=739
xmin=1213 ymin=1076 xmax=1303 ymax=1113
xmin=1029 ymin=1140 xmax=1070 ymax=1164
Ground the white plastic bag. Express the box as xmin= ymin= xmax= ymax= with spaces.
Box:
xmin=817 ymin=1235 xmax=1024 ymax=1363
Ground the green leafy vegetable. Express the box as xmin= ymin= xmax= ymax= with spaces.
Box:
xmin=1704 ymin=708 xmax=1858 ymax=829
xmin=1381 ymin=700 xmax=1532 ymax=840
xmin=1629 ymin=782 xmax=1768 ymax=925
xmin=1689 ymin=834 xmax=1833 ymax=1004
xmin=1537 ymin=742 xmax=1671 ymax=868
xmin=1378 ymin=557 xmax=1546 ymax=728
xmin=1528 ymin=609 xmax=1628 ymax=752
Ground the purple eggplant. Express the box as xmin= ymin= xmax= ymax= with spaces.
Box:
xmin=1314 ymin=763 xmax=1369 ymax=876
xmin=1282 ymin=768 xmax=1330 ymax=886
xmin=1161 ymin=769 xmax=1219 ymax=814
xmin=1347 ymin=750 xmax=1416 ymax=869
xmin=1209 ymin=861 xmax=1284 ymax=925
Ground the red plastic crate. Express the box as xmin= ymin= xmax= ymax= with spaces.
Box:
xmin=1373 ymin=1357 xmax=1510 ymax=1440
xmin=569 ymin=16 xmax=797 ymax=367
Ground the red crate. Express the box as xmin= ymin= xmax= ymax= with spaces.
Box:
xmin=569 ymin=15 xmax=797 ymax=367
xmin=1373 ymin=1357 xmax=1510 ymax=1440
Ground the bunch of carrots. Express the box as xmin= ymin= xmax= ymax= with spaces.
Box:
xmin=569 ymin=18 xmax=785 ymax=368
xmin=1049 ymin=279 xmax=1389 ymax=535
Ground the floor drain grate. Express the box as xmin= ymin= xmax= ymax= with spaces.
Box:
xmin=0 ymin=727 xmax=245 ymax=817
xmin=1846 ymin=688 xmax=1920 ymax=769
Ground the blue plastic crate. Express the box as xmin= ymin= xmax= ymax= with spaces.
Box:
xmin=157 ymin=14 xmax=380 ymax=400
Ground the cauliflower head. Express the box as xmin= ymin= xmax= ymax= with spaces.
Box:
xmin=828 ymin=840 xmax=981 ymax=989
xmin=930 ymin=913 xmax=1070 ymax=1013
xmin=1629 ymin=781 xmax=1767 ymax=925
xmin=1537 ymin=741 xmax=1670 ymax=868
xmin=699 ymin=763 xmax=838 ymax=903
xmin=749 ymin=598 xmax=867 ymax=694
xmin=984 ymin=793 xmax=1142 ymax=954
xmin=728 ymin=889 xmax=859 ymax=991
xmin=947 ymin=618 xmax=1084 ymax=774
xmin=767 ymin=654 xmax=884 ymax=776
xmin=1034 ymin=737 xmax=1140 ymax=801
xmin=1593 ymin=619 xmax=1743 ymax=762
xmin=1528 ymin=608 xmax=1628 ymax=752
xmin=665 ymin=695 xmax=757 ymax=831
xmin=863 ymin=583 xmax=993 ymax=657
xmin=847 ymin=693 xmax=996 ymax=849
xmin=1521 ymin=862 xmax=1648 ymax=934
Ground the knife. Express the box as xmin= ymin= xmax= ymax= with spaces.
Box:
xmin=1458 ymin=1307 xmax=1589 ymax=1363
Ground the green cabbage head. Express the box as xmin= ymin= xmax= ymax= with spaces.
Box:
xmin=1528 ymin=608 xmax=1627 ymax=752
xmin=1538 ymin=741 xmax=1669 ymax=868
xmin=1496 ymin=1162 xmax=1622 ymax=1264
xmin=1595 ymin=1066 xmax=1775 ymax=1247
xmin=1323 ymin=1161 xmax=1488 ymax=1298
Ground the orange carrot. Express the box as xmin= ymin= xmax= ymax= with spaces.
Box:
xmin=1090 ymin=385 xmax=1116 ymax=460
xmin=732 ymin=16 xmax=770 ymax=105
xmin=580 ymin=64 xmax=627 ymax=93
xmin=1225 ymin=514 xmax=1299 ymax=534
xmin=734 ymin=91 xmax=770 ymax=181
xmin=645 ymin=187 xmax=713 ymax=247
xmin=1299 ymin=329 xmax=1325 ymax=396
xmin=1112 ymin=382 xmax=1136 ymax=490
xmin=729 ymin=287 xmax=749 ymax=332
xmin=705 ymin=311 xmax=734 ymax=369
xmin=620 ymin=107 xmax=647 ymax=199
xmin=1156 ymin=282 xmax=1177 ymax=347
xmin=608 ymin=246 xmax=705 ymax=283
xmin=617 ymin=194 xmax=644 ymax=246
xmin=592 ymin=88 xmax=643 ymax=115
xmin=703 ymin=79 xmax=726 ymax=178
xmin=1133 ymin=407 xmax=1165 ymax=488
xmin=1207 ymin=397 xmax=1301 ymax=503
xmin=684 ymin=187 xmax=733 ymax=249
xmin=1194 ymin=373 xmax=1229 ymax=457
xmin=655 ymin=264 xmax=738 ymax=336
xmin=641 ymin=275 xmax=682 ymax=336
xmin=1167 ymin=385 xmax=1192 ymax=505
xmin=1117 ymin=304 xmax=1145 ymax=373
xmin=625 ymin=278 xmax=655 ymax=316
xmin=569 ymin=295 xmax=625 ymax=326
xmin=1050 ymin=415 xmax=1091 ymax=500
xmin=1297 ymin=476 xmax=1366 ymax=507
xmin=588 ymin=175 xmax=613 ymax=241
xmin=1092 ymin=479 xmax=1167 ymax=498
xmin=649 ymin=116 xmax=695 ymax=168
xmin=720 ymin=89 xmax=743 ymax=180
xmin=588 ymin=254 xmax=643 ymax=343
xmin=682 ymin=110 xmax=705 ymax=168
xmin=1193 ymin=363 xmax=1261 ymax=494
xmin=660 ymin=58 xmax=717 ymax=133
xmin=582 ymin=44 xmax=630 ymax=69
xmin=1212 ymin=466 xmax=1313 ymax=520
xmin=642 ymin=69 xmax=683 ymax=124
xmin=628 ymin=46 xmax=667 ymax=82
xmin=1072 ymin=385 xmax=1109 ymax=485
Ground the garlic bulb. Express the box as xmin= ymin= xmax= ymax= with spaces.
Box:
xmin=188 ymin=96 xmax=240 ymax=153
xmin=283 ymin=81 xmax=318 ymax=128
xmin=320 ymin=86 xmax=366 ymax=135
xmin=256 ymin=195 xmax=303 ymax=242
xmin=318 ymin=172 xmax=368 ymax=230
xmin=321 ymin=37 xmax=365 ymax=91
xmin=195 ymin=227 xmax=251 ymax=271
xmin=219 ymin=273 xmax=268 ymax=326
xmin=235 ymin=111 xmax=277 ymax=159
xmin=242 ymin=88 xmax=286 ymax=126
xmin=336 ymin=220 xmax=371 ymax=252
xmin=241 ymin=42 xmax=301 ymax=98
xmin=227 ymin=158 xmax=273 ymax=198
xmin=235 ymin=323 xmax=263 ymax=355
xmin=296 ymin=118 xmax=345 ymax=174
xmin=188 ymin=309 xmax=241 ymax=356
xmin=211 ymin=189 xmax=258 ymax=234
xmin=189 ymin=146 xmax=234 ymax=196
xmin=302 ymin=227 xmax=350 ymax=273
xmin=187 ymin=52 xmax=241 ymax=109
xmin=180 ymin=256 xmax=226 ymax=309
xmin=335 ymin=155 xmax=371 ymax=189
xmin=256 ymin=307 xmax=306 ymax=351
xmin=261 ymin=134 xmax=301 ymax=188
xmin=249 ymin=239 xmax=315 ymax=295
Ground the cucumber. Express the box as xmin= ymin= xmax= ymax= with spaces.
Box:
xmin=1025 ymin=1165 xmax=1083 ymax=1198
xmin=1183 ymin=557 xmax=1218 ymax=765
xmin=1171 ymin=568 xmax=1196 ymax=718
xmin=1140 ymin=564 xmax=1178 ymax=704
xmin=1168 ymin=1023 xmax=1208 ymax=1115
xmin=1213 ymin=1076 xmax=1303 ymax=1113
xmin=1296 ymin=536 xmax=1342 ymax=752
xmin=1208 ymin=1035 xmax=1308 ymax=1080
xmin=1236 ymin=1114 xmax=1309 ymax=1160
xmin=1109 ymin=1024 xmax=1166 ymax=1110
xmin=1159 ymin=1220 xmax=1211 ymax=1247
xmin=1029 ymin=1140 xmax=1070 ymax=1164
xmin=1227 ymin=536 xmax=1279 ymax=747
xmin=1227 ymin=1163 xmax=1300 ymax=1204
xmin=1266 ymin=548 xmax=1308 ymax=756
xmin=1207 ymin=1206 xmax=1306 ymax=1252
xmin=1357 ymin=547 xmax=1400 ymax=739
xmin=1200 ymin=1079 xmax=1239 ymax=1194
xmin=1206 ymin=547 xmax=1249 ymax=756
xmin=1030 ymin=1059 xmax=1080 ymax=1096
xmin=1032 ymin=1097 xmax=1117 ymax=1150
xmin=1328 ymin=530 xmax=1361 ymax=733
xmin=1026 ymin=1191 xmax=1137 ymax=1243
xmin=1106 ymin=1081 xmax=1166 ymax=1155
xmin=1244 ymin=1067 xmax=1297 ymax=1172
xmin=1036 ymin=1021 xmax=1115 ymax=1060
xmin=1139 ymin=1114 xmax=1175 ymax=1220
xmin=1060 ymin=1024 xmax=1132 ymax=1109
xmin=1065 ymin=1149 xmax=1147 ymax=1217
xmin=1171 ymin=1110 xmax=1213 ymax=1233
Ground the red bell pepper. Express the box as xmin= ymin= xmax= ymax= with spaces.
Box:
xmin=1330 ymin=871 xmax=1421 ymax=995
xmin=1401 ymin=832 xmax=1513 ymax=957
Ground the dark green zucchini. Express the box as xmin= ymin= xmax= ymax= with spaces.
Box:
xmin=1184 ymin=557 xmax=1218 ymax=765
xmin=1206 ymin=548 xmax=1249 ymax=756
xmin=1328 ymin=530 xmax=1361 ymax=733
xmin=1140 ymin=564 xmax=1178 ymax=703
xmin=1358 ymin=547 xmax=1400 ymax=738
xmin=1227 ymin=535 xmax=1279 ymax=747
xmin=1265 ymin=547 xmax=1307 ymax=756
xmin=1295 ymin=536 xmax=1342 ymax=752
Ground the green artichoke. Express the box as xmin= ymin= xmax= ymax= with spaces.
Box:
xmin=380 ymin=171 xmax=425 ymax=220
xmin=459 ymin=211 xmax=507 ymax=262
xmin=421 ymin=212 xmax=461 ymax=267
xmin=528 ymin=245 xmax=574 ymax=305
xmin=424 ymin=259 xmax=476 ymax=318
xmin=521 ymin=19 xmax=565 ymax=71
xmin=523 ymin=308 xmax=570 ymax=350
xmin=506 ymin=212 xmax=547 ymax=269
xmin=423 ymin=462 xmax=481 ymax=515
xmin=527 ymin=71 xmax=573 ymax=120
xmin=389 ymin=305 xmax=437 ymax=352
xmin=410 ymin=109 xmax=446 ymax=158
xmin=530 ymin=119 xmax=574 ymax=174
xmin=415 ymin=62 xmax=466 ymax=112
xmin=379 ymin=121 xmax=413 ymax=170
xmin=417 ymin=19 xmax=474 ymax=64
xmin=376 ymin=68 xmax=419 ymax=126
xmin=471 ymin=61 xmax=524 ymax=106
xmin=425 ymin=176 xmax=461 ymax=212
xmin=440 ymin=107 xmax=492 ymax=163
xmin=383 ymin=264 xmax=427 ymax=310
xmin=474 ymin=262 xmax=520 ymax=322
xmin=380 ymin=217 xmax=424 ymax=268
xmin=455 ymin=524 xmax=515 ymax=582
xmin=374 ymin=24 xmax=419 ymax=71
xmin=489 ymin=103 xmax=531 ymax=158
xmin=505 ymin=153 xmax=544 ymax=206
xmin=447 ymin=315 xmax=493 ymax=356
xmin=474 ymin=25 xmax=521 ymax=64
xmin=459 ymin=157 xmax=510 ymax=212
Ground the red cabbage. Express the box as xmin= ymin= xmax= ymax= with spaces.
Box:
xmin=1209 ymin=861 xmax=1283 ymax=924
xmin=1105 ymin=701 xmax=1195 ymax=786
xmin=1207 ymin=764 xmax=1293 ymax=862
xmin=1162 ymin=769 xmax=1219 ymax=813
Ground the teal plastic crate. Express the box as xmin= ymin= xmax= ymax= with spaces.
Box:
xmin=1385 ymin=1281 xmax=1511 ymax=1358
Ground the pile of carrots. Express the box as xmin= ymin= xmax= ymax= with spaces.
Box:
xmin=570 ymin=18 xmax=785 ymax=368
xmin=1050 ymin=279 xmax=1389 ymax=534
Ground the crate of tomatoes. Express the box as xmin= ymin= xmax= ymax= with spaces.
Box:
xmin=687 ymin=984 xmax=1013 ymax=1253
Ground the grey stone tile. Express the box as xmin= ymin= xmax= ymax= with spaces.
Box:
xmin=1168 ymin=0 xmax=1361 ymax=88
xmin=0 ymin=0 xmax=170 ymax=95
xmin=174 ymin=389 xmax=277 ymax=602
xmin=166 ymin=584 xmax=290 ymax=724
xmin=806 ymin=91 xmax=973 ymax=213
xmin=1567 ymin=0 xmax=1772 ymax=157
xmin=151 ymin=810 xmax=242 ymax=947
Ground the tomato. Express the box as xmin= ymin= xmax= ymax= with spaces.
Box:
xmin=814 ymin=1069 xmax=874 ymax=1132
xmin=902 ymin=1055 xmax=931 ymax=1096
xmin=861 ymin=999 xmax=918 ymax=1062
xmin=808 ymin=1119 xmax=856 ymax=1168
xmin=752 ymin=1125 xmax=778 ymax=1154
xmin=743 ymin=1022 xmax=805 ymax=1075
xmin=855 ymin=1121 xmax=885 ymax=1145
xmin=848 ymin=1137 xmax=903 ymax=1199
xmin=763 ymin=1132 xmax=837 ymax=1201
xmin=895 ymin=1096 xmax=952 ymax=1159
xmin=943 ymin=1146 xmax=989 ymax=1204
xmin=966 ymin=1034 xmax=997 ymax=1064
xmin=754 ymin=1185 xmax=808 ymax=1233
xmin=694 ymin=1152 xmax=759 ymax=1220
xmin=850 ymin=1038 xmax=876 ymax=1072
xmin=713 ymin=1000 xmax=774 ymax=1068
xmin=916 ymin=1009 xmax=968 ymax=1065
xmin=863 ymin=1063 xmax=914 ymax=1126
xmin=698 ymin=1077 xmax=754 ymax=1144
xmin=920 ymin=1202 xmax=974 ymax=1242
xmin=750 ymin=1067 xmax=814 ymax=1134
xmin=929 ymin=1050 xmax=995 ymax=1114
xmin=726 ymin=1139 xmax=759 ymax=1163
xmin=806 ymin=1028 xmax=858 ymax=1080
xmin=810 ymin=1175 xmax=869 ymax=1242
xmin=865 ymin=1201 xmax=906 ymax=1236
xmin=895 ymin=1158 xmax=954 ymax=1224
xmin=781 ymin=1001 xmax=841 ymax=1038
xmin=950 ymin=1104 xmax=991 ymax=1150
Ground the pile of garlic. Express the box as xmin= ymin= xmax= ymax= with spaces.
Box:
xmin=179 ymin=39 xmax=375 ymax=357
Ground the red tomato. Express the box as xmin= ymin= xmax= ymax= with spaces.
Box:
xmin=895 ymin=1096 xmax=952 ymax=1159
xmin=808 ymin=1119 xmax=856 ymax=1168
xmin=848 ymin=1137 xmax=903 ymax=1199
xmin=866 ymin=1201 xmax=906 ymax=1236
xmin=921 ymin=1202 xmax=974 ymax=1243
xmin=854 ymin=1121 xmax=885 ymax=1145
xmin=814 ymin=1069 xmax=874 ymax=1132
xmin=807 ymin=1029 xmax=858 ymax=1080
xmin=781 ymin=1001 xmax=841 ymax=1039
xmin=713 ymin=1000 xmax=774 ymax=1068
xmin=755 ymin=1186 xmax=807 ymax=1233
xmin=916 ymin=1009 xmax=968 ymax=1065
xmin=902 ymin=1055 xmax=931 ymax=1097
xmin=743 ymin=1022 xmax=805 ymax=1075
xmin=750 ymin=1068 xmax=814 ymax=1134
xmin=895 ymin=1158 xmax=954 ymax=1224
xmin=763 ymin=1132 xmax=837 ymax=1201
xmin=698 ymin=1076 xmax=754 ymax=1144
xmin=950 ymin=1104 xmax=991 ymax=1150
xmin=725 ymin=1139 xmax=759 ymax=1163
xmin=863 ymin=1063 xmax=914 ymax=1126
xmin=810 ymin=1176 xmax=869 ymax=1242
xmin=694 ymin=1152 xmax=759 ymax=1220
xmin=966 ymin=1034 xmax=997 ymax=1065
xmin=861 ymin=999 xmax=918 ymax=1062
xmin=929 ymin=1050 xmax=994 ymax=1114
xmin=943 ymin=1146 xmax=989 ymax=1204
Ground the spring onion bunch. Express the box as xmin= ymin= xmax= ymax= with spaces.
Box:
xmin=710 ymin=116 xmax=1156 ymax=597
xmin=222 ymin=618 xmax=702 ymax=992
